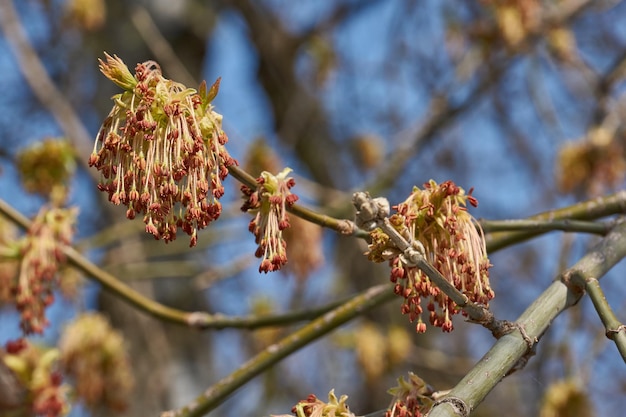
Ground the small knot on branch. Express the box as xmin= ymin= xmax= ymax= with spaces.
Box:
xmin=399 ymin=238 xmax=427 ymax=267
xmin=431 ymin=396 xmax=470 ymax=417
xmin=606 ymin=324 xmax=626 ymax=339
xmin=504 ymin=323 xmax=538 ymax=376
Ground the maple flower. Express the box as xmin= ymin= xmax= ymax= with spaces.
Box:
xmin=243 ymin=140 xmax=323 ymax=280
xmin=556 ymin=132 xmax=626 ymax=196
xmin=241 ymin=168 xmax=298 ymax=273
xmin=290 ymin=390 xmax=356 ymax=417
xmin=14 ymin=207 xmax=77 ymax=335
xmin=367 ymin=180 xmax=493 ymax=333
xmin=89 ymin=53 xmax=237 ymax=247
xmin=385 ymin=373 xmax=436 ymax=417
xmin=2 ymin=339 xmax=70 ymax=417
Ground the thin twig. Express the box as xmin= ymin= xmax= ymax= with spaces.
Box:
xmin=579 ymin=278 xmax=626 ymax=362
xmin=479 ymin=218 xmax=613 ymax=235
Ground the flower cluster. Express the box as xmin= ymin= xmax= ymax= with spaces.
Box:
xmin=59 ymin=313 xmax=134 ymax=412
xmin=63 ymin=0 xmax=106 ymax=32
xmin=277 ymin=390 xmax=355 ymax=417
xmin=1 ymin=339 xmax=70 ymax=417
xmin=14 ymin=207 xmax=77 ymax=335
xmin=385 ymin=373 xmax=435 ymax=417
xmin=241 ymin=168 xmax=298 ymax=273
xmin=89 ymin=53 xmax=237 ymax=247
xmin=539 ymin=379 xmax=593 ymax=417
xmin=367 ymin=180 xmax=493 ymax=333
xmin=16 ymin=138 xmax=76 ymax=204
xmin=557 ymin=131 xmax=626 ymax=196
xmin=244 ymin=140 xmax=323 ymax=280
xmin=0 ymin=215 xmax=19 ymax=304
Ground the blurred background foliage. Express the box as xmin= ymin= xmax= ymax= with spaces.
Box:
xmin=0 ymin=0 xmax=625 ymax=416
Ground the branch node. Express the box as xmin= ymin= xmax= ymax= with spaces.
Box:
xmin=516 ymin=323 xmax=537 ymax=349
xmin=186 ymin=312 xmax=211 ymax=329
xmin=338 ymin=219 xmax=358 ymax=235
xmin=429 ymin=396 xmax=470 ymax=417
xmin=606 ymin=324 xmax=626 ymax=339
xmin=560 ymin=270 xmax=586 ymax=300
xmin=399 ymin=238 xmax=426 ymax=267
xmin=503 ymin=323 xmax=538 ymax=376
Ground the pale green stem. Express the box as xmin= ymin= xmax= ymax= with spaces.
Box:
xmin=583 ymin=278 xmax=626 ymax=361
xmin=480 ymin=219 xmax=612 ymax=235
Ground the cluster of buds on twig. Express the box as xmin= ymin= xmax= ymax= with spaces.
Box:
xmin=367 ymin=180 xmax=493 ymax=332
xmin=0 ymin=215 xmax=19 ymax=304
xmin=59 ymin=313 xmax=134 ymax=413
xmin=14 ymin=207 xmax=77 ymax=335
xmin=556 ymin=130 xmax=626 ymax=196
xmin=272 ymin=389 xmax=355 ymax=417
xmin=89 ymin=53 xmax=237 ymax=247
xmin=385 ymin=373 xmax=436 ymax=417
xmin=1 ymin=339 xmax=69 ymax=417
xmin=16 ymin=138 xmax=76 ymax=205
xmin=241 ymin=168 xmax=298 ymax=273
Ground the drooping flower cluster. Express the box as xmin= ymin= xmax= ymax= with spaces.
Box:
xmin=241 ymin=168 xmax=298 ymax=273
xmin=89 ymin=53 xmax=237 ymax=247
xmin=59 ymin=313 xmax=134 ymax=413
xmin=1 ymin=339 xmax=70 ymax=417
xmin=14 ymin=207 xmax=77 ymax=335
xmin=385 ymin=373 xmax=435 ymax=417
xmin=244 ymin=140 xmax=323 ymax=280
xmin=367 ymin=180 xmax=493 ymax=333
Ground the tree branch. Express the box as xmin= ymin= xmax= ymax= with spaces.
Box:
xmin=480 ymin=218 xmax=614 ymax=235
